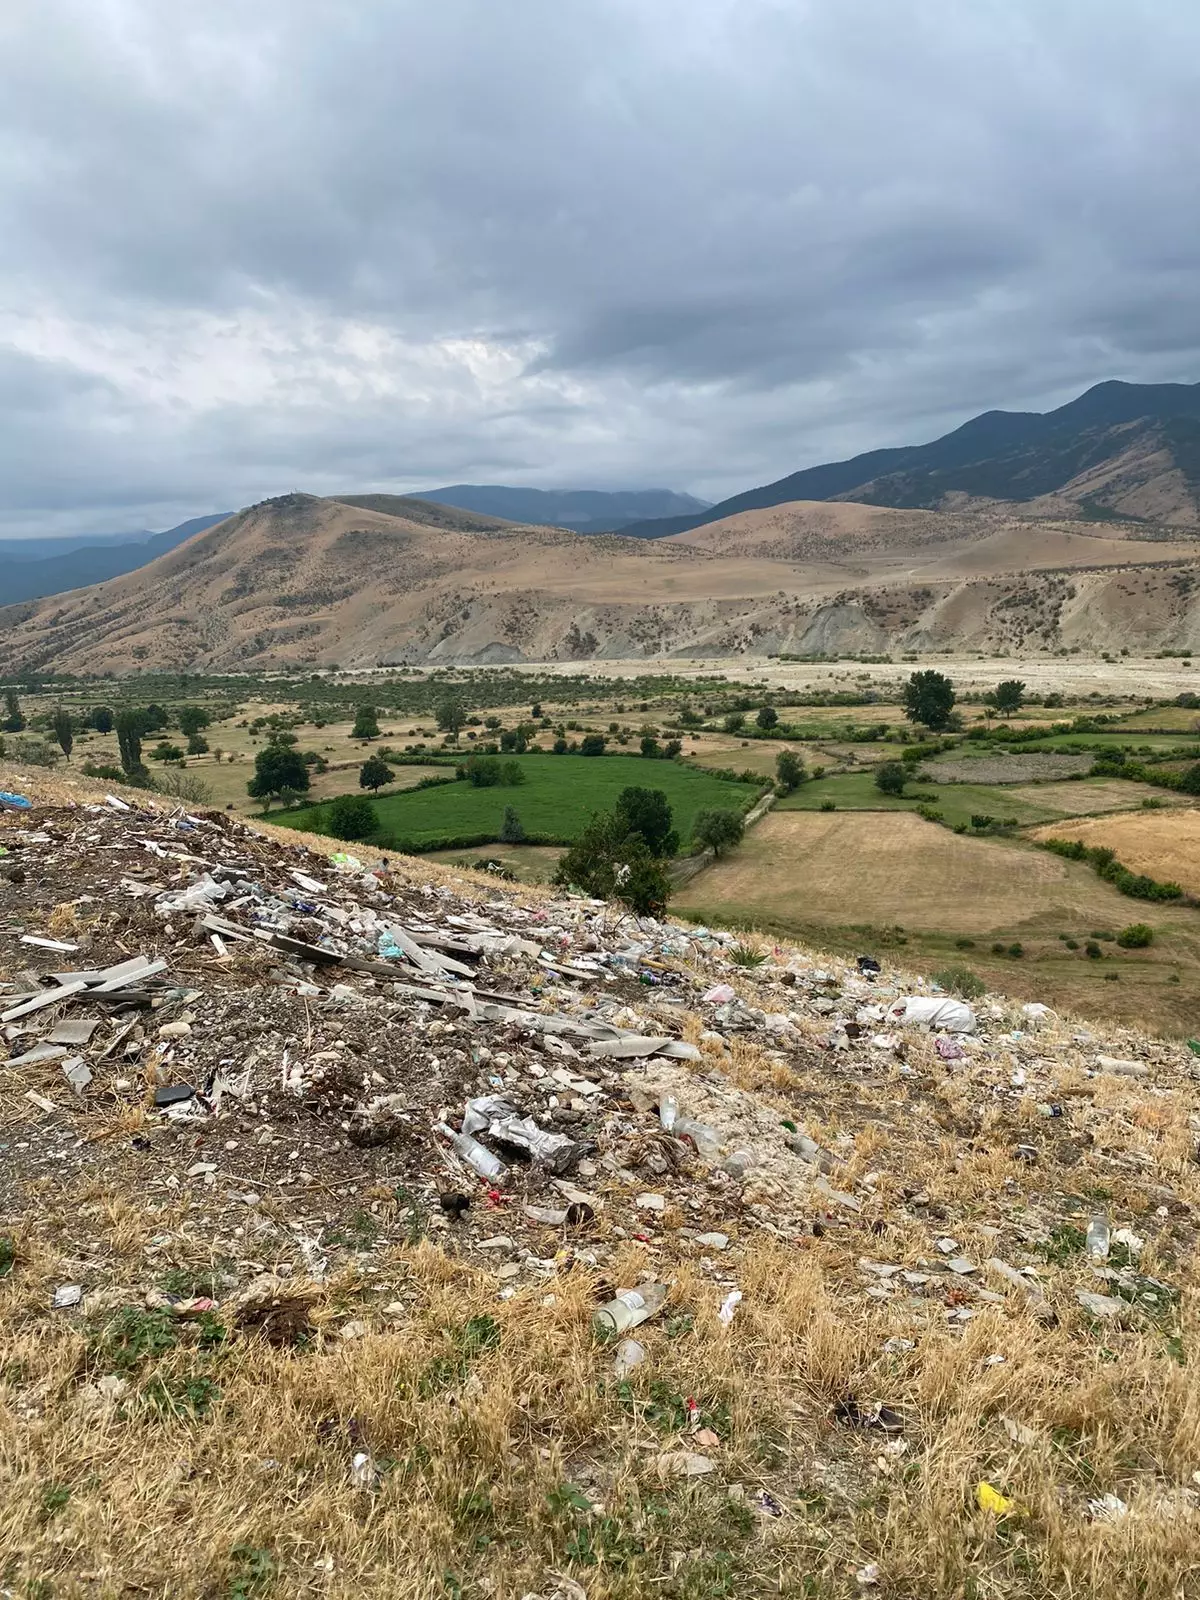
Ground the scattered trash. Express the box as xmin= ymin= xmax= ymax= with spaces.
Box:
xmin=52 ymin=1284 xmax=82 ymax=1309
xmin=717 ymin=1289 xmax=743 ymax=1325
xmin=975 ymin=1481 xmax=1014 ymax=1516
xmin=855 ymin=1564 xmax=881 ymax=1588
xmin=654 ymin=1450 xmax=715 ymax=1477
xmin=889 ymin=997 xmax=976 ymax=1033
xmin=1088 ymin=1492 xmax=1129 ymax=1523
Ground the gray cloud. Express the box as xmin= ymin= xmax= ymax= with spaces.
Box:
xmin=1 ymin=0 xmax=1200 ymax=536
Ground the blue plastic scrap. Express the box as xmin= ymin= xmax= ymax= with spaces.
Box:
xmin=0 ymin=791 xmax=32 ymax=810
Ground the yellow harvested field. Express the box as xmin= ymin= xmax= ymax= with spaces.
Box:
xmin=1031 ymin=806 xmax=1200 ymax=895
xmin=676 ymin=810 xmax=1181 ymax=935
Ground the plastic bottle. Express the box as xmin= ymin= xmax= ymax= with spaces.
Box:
xmin=593 ymin=1281 xmax=669 ymax=1336
xmin=1086 ymin=1213 xmax=1110 ymax=1259
xmin=437 ymin=1123 xmax=506 ymax=1182
xmin=672 ymin=1117 xmax=722 ymax=1160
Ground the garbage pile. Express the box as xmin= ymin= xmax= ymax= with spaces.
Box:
xmin=1 ymin=786 xmax=1197 ymax=1342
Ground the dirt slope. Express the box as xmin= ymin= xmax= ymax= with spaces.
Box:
xmin=6 ymin=491 xmax=1200 ymax=672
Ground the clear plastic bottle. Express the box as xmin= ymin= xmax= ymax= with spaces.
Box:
xmin=1086 ymin=1213 xmax=1110 ymax=1259
xmin=438 ymin=1123 xmax=506 ymax=1182
xmin=593 ymin=1281 xmax=669 ymax=1336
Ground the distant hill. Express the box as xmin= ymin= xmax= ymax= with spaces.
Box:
xmin=619 ymin=380 xmax=1200 ymax=536
xmin=411 ymin=485 xmax=710 ymax=534
xmin=0 ymin=513 xmax=232 ymax=603
xmin=10 ymin=489 xmax=1200 ymax=675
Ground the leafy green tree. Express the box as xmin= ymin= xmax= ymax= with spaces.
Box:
xmin=150 ymin=741 xmax=184 ymax=762
xmin=640 ymin=734 xmax=660 ymax=758
xmin=992 ymin=679 xmax=1026 ymax=718
xmin=177 ymin=706 xmax=211 ymax=738
xmin=554 ymin=810 xmax=671 ymax=915
xmin=2 ymin=691 xmax=25 ymax=734
xmin=500 ymin=805 xmax=526 ymax=843
xmin=902 ymin=670 xmax=956 ymax=731
xmin=52 ymin=706 xmax=73 ymax=761
xmin=875 ymin=761 xmax=907 ymax=795
xmin=186 ymin=732 xmax=209 ymax=755
xmin=89 ymin=705 xmax=114 ymax=734
xmin=115 ymin=709 xmax=149 ymax=776
xmin=501 ymin=760 xmax=525 ymax=786
xmin=359 ymin=755 xmax=393 ymax=792
xmin=692 ymin=808 xmax=746 ymax=857
xmin=436 ymin=696 xmax=467 ymax=742
xmin=756 ymin=705 xmax=778 ymax=730
xmin=663 ymin=739 xmax=682 ymax=759
xmin=247 ymin=744 xmax=310 ymax=809
xmin=328 ymin=793 xmax=377 ymax=840
xmin=580 ymin=734 xmax=606 ymax=756
xmin=776 ymin=750 xmax=805 ymax=793
xmin=614 ymin=787 xmax=678 ymax=858
xmin=552 ymin=737 xmax=569 ymax=754
xmin=530 ymin=703 xmax=543 ymax=719
xmin=351 ymin=704 xmax=380 ymax=740
xmin=678 ymin=705 xmax=703 ymax=728
xmin=722 ymin=712 xmax=745 ymax=734
xmin=143 ymin=703 xmax=168 ymax=732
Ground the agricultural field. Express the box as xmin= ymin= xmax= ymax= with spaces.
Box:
xmin=1030 ymin=807 xmax=1200 ymax=898
xmin=675 ymin=809 xmax=1200 ymax=1033
xmin=276 ymin=753 xmax=760 ymax=851
xmin=12 ymin=662 xmax=1200 ymax=1031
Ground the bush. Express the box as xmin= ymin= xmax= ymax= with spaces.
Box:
xmin=580 ymin=734 xmax=606 ymax=756
xmin=327 ymin=794 xmax=378 ymax=841
xmin=1085 ymin=941 xmax=1103 ymax=959
xmin=499 ymin=805 xmax=526 ymax=844
xmin=6 ymin=736 xmax=58 ymax=767
xmin=151 ymin=768 xmax=214 ymax=804
xmin=1116 ymin=923 xmax=1154 ymax=948
xmin=933 ymin=965 xmax=986 ymax=999
xmin=775 ymin=750 xmax=805 ymax=793
xmin=359 ymin=755 xmax=393 ymax=792
xmin=1007 ymin=942 xmax=1024 ymax=958
xmin=820 ymin=800 xmax=836 ymax=812
xmin=874 ymin=761 xmax=907 ymax=796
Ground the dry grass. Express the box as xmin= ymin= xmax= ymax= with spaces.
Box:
xmin=674 ymin=809 xmax=1168 ymax=935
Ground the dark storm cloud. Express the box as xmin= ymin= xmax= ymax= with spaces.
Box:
xmin=1 ymin=0 xmax=1199 ymax=536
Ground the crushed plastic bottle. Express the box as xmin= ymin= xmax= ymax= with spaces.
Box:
xmin=593 ymin=1281 xmax=669 ymax=1336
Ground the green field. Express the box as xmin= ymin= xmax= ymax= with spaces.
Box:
xmin=277 ymin=754 xmax=760 ymax=850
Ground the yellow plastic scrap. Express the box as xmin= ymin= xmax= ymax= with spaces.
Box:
xmin=975 ymin=1481 xmax=1014 ymax=1516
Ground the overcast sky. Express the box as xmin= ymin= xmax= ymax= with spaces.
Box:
xmin=2 ymin=0 xmax=1199 ymax=537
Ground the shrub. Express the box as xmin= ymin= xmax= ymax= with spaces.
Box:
xmin=933 ymin=965 xmax=986 ymax=999
xmin=1065 ymin=938 xmax=1079 ymax=950
xmin=1085 ymin=941 xmax=1103 ymax=959
xmin=954 ymin=937 xmax=975 ymax=949
xmin=1007 ymin=942 xmax=1024 ymax=958
xmin=499 ymin=806 xmax=526 ymax=844
xmin=327 ymin=794 xmax=378 ymax=841
xmin=580 ymin=734 xmax=606 ymax=756
xmin=151 ymin=768 xmax=214 ymax=804
xmin=7 ymin=735 xmax=58 ymax=767
xmin=1116 ymin=923 xmax=1154 ymax=948
xmin=820 ymin=800 xmax=836 ymax=812
xmin=874 ymin=761 xmax=907 ymax=796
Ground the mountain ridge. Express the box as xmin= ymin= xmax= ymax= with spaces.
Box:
xmin=618 ymin=379 xmax=1200 ymax=536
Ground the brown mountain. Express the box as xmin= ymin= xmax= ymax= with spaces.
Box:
xmin=7 ymin=489 xmax=1200 ymax=672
